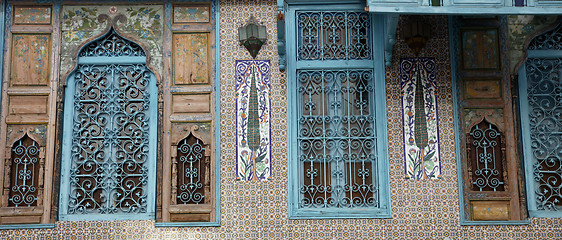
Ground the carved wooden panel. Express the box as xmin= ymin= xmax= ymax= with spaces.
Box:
xmin=464 ymin=78 xmax=501 ymax=99
xmin=173 ymin=4 xmax=210 ymax=23
xmin=8 ymin=95 xmax=48 ymax=115
xmin=10 ymin=34 xmax=51 ymax=86
xmin=13 ymin=6 xmax=52 ymax=25
xmin=461 ymin=29 xmax=500 ymax=70
xmin=172 ymin=33 xmax=209 ymax=85
xmin=172 ymin=94 xmax=210 ymax=113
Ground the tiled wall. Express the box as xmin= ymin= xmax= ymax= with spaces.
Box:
xmin=0 ymin=1 xmax=561 ymax=239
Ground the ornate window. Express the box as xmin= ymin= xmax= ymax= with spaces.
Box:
xmin=8 ymin=135 xmax=41 ymax=207
xmin=59 ymin=28 xmax=157 ymax=221
xmin=287 ymin=3 xmax=390 ymax=218
xmin=520 ymin=22 xmax=562 ymax=217
xmin=466 ymin=120 xmax=506 ymax=192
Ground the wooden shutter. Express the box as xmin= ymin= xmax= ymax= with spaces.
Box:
xmin=0 ymin=4 xmax=59 ymax=225
xmin=159 ymin=2 xmax=217 ymax=223
xmin=454 ymin=16 xmax=524 ymax=222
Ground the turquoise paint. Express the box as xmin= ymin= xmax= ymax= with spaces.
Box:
xmin=518 ymin=49 xmax=562 ymax=218
xmin=59 ymin=30 xmax=157 ymax=222
xmin=286 ymin=2 xmax=391 ymax=219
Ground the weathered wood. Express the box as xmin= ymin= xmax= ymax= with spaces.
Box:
xmin=471 ymin=201 xmax=510 ymax=221
xmin=172 ymin=33 xmax=209 ymax=85
xmin=172 ymin=94 xmax=210 ymax=113
xmin=10 ymin=34 xmax=51 ymax=86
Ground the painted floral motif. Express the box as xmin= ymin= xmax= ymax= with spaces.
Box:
xmin=11 ymin=34 xmax=50 ymax=86
xmin=14 ymin=6 xmax=51 ymax=25
xmin=401 ymin=58 xmax=441 ymax=180
xmin=235 ymin=60 xmax=271 ymax=181
xmin=122 ymin=7 xmax=163 ymax=54
xmin=173 ymin=5 xmax=210 ymax=23
xmin=62 ymin=7 xmax=99 ymax=43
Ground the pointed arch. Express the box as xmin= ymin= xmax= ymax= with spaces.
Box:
xmin=59 ymin=27 xmax=157 ymax=221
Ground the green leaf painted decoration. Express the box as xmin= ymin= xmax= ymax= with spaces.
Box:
xmin=247 ymin=65 xmax=261 ymax=152
xmin=414 ymin=63 xmax=429 ymax=151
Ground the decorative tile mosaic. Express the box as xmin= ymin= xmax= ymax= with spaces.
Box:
xmin=235 ymin=60 xmax=272 ymax=181
xmin=1 ymin=2 xmax=562 ymax=239
xmin=13 ymin=6 xmax=51 ymax=25
xmin=400 ymin=57 xmax=441 ymax=180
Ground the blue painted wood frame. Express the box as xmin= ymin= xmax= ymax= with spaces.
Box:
xmin=286 ymin=2 xmax=391 ymax=219
xmin=59 ymin=33 xmax=158 ymax=222
xmin=449 ymin=16 xmax=528 ymax=225
xmin=154 ymin=0 xmax=221 ymax=227
xmin=519 ymin=50 xmax=562 ymax=219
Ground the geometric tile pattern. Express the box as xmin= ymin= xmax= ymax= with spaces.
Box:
xmin=0 ymin=1 xmax=561 ymax=239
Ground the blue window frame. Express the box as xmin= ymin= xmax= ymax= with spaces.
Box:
xmin=286 ymin=2 xmax=391 ymax=219
xmin=59 ymin=28 xmax=157 ymax=221
xmin=519 ymin=22 xmax=562 ymax=218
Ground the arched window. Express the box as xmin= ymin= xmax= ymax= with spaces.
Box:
xmin=8 ymin=134 xmax=41 ymax=207
xmin=59 ymin=28 xmax=157 ymax=221
xmin=466 ymin=120 xmax=506 ymax=192
xmin=519 ymin=22 xmax=562 ymax=217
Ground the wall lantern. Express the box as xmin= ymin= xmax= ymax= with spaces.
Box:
xmin=239 ymin=16 xmax=267 ymax=59
xmin=401 ymin=17 xmax=432 ymax=56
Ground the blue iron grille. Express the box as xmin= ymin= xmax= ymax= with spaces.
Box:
xmin=467 ymin=120 xmax=505 ymax=192
xmin=176 ymin=134 xmax=206 ymax=205
xmin=63 ymin=29 xmax=155 ymax=216
xmin=9 ymin=135 xmax=40 ymax=207
xmin=297 ymin=11 xmax=371 ymax=61
xmin=524 ymin=57 xmax=562 ymax=211
xmin=297 ymin=69 xmax=378 ymax=208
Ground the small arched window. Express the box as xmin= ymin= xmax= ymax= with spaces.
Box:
xmin=8 ymin=134 xmax=41 ymax=207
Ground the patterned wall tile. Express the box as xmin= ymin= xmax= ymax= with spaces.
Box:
xmin=0 ymin=2 xmax=561 ymax=239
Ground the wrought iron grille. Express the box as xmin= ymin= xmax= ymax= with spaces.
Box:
xmin=525 ymin=57 xmax=562 ymax=211
xmin=528 ymin=24 xmax=562 ymax=50
xmin=8 ymin=135 xmax=39 ymax=207
xmin=66 ymin=29 xmax=152 ymax=215
xmin=297 ymin=11 xmax=371 ymax=61
xmin=78 ymin=30 xmax=146 ymax=57
xmin=467 ymin=120 xmax=505 ymax=192
xmin=176 ymin=134 xmax=207 ymax=204
xmin=297 ymin=69 xmax=378 ymax=208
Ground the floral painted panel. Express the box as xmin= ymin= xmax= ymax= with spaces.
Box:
xmin=235 ymin=60 xmax=271 ymax=181
xmin=401 ymin=58 xmax=441 ymax=180
xmin=173 ymin=4 xmax=210 ymax=23
xmin=60 ymin=5 xmax=163 ymax=77
xmin=461 ymin=29 xmax=499 ymax=70
xmin=13 ymin=6 xmax=51 ymax=25
xmin=10 ymin=34 xmax=51 ymax=86
xmin=173 ymin=33 xmax=209 ymax=85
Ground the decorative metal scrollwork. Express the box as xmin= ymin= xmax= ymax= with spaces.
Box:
xmin=525 ymin=57 xmax=562 ymax=211
xmin=528 ymin=23 xmax=562 ymax=50
xmin=177 ymin=134 xmax=206 ymax=204
xmin=78 ymin=28 xmax=146 ymax=57
xmin=297 ymin=11 xmax=371 ymax=61
xmin=67 ymin=29 xmax=152 ymax=215
xmin=467 ymin=120 xmax=505 ymax=192
xmin=297 ymin=69 xmax=378 ymax=208
xmin=8 ymin=135 xmax=39 ymax=207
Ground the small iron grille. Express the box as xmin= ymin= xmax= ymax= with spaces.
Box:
xmin=297 ymin=11 xmax=371 ymax=61
xmin=9 ymin=135 xmax=40 ymax=207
